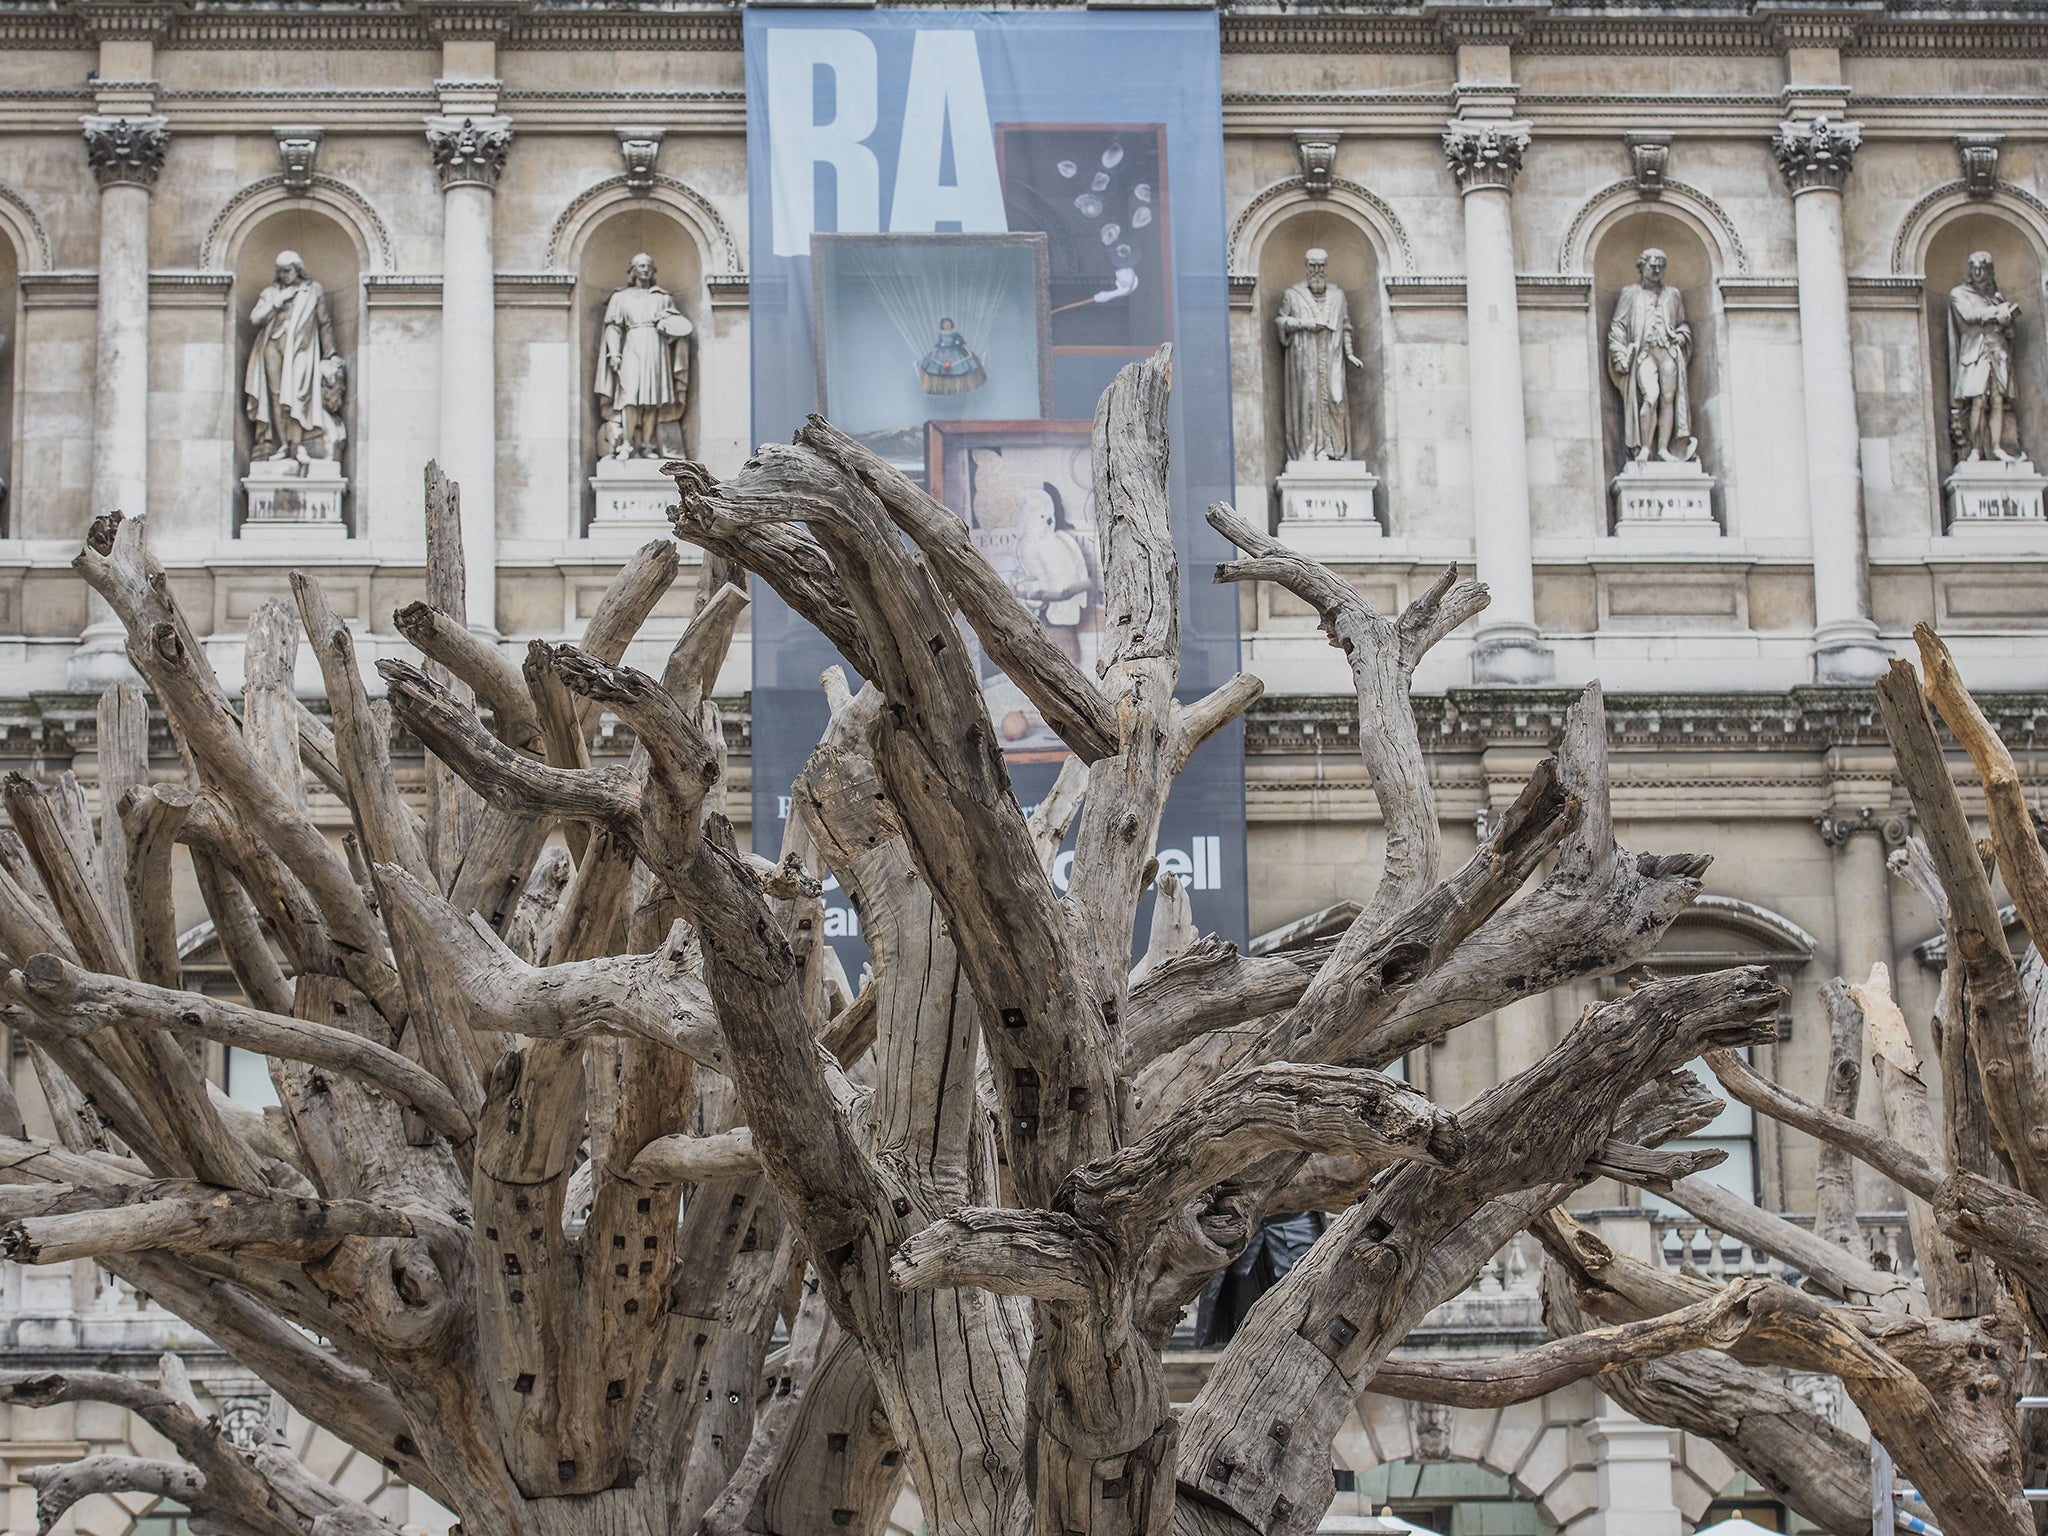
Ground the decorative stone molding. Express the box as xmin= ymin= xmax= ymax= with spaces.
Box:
xmin=617 ymin=127 xmax=663 ymax=195
xmin=1757 ymin=3 xmax=1873 ymax=53
xmin=426 ymin=115 xmax=512 ymax=191
xmin=1815 ymin=805 xmax=1911 ymax=848
xmin=1429 ymin=3 xmax=1544 ymax=50
xmin=274 ymin=125 xmax=323 ymax=191
xmin=417 ymin=2 xmax=522 ymax=42
xmin=0 ymin=179 xmax=55 ymax=268
xmin=1889 ymin=178 xmax=2048 ymax=274
xmin=1220 ymin=14 xmax=1440 ymax=53
xmin=1226 ymin=174 xmax=1415 ymax=279
xmin=543 ymin=172 xmax=744 ymax=276
xmin=1442 ymin=120 xmax=1531 ymax=193
xmin=200 ymin=174 xmax=395 ymax=273
xmin=1771 ymin=115 xmax=1861 ymax=194
xmin=72 ymin=1 xmax=174 ymax=43
xmin=1624 ymin=130 xmax=1671 ymax=197
xmin=1291 ymin=128 xmax=1340 ymax=198
xmin=1559 ymin=179 xmax=1751 ymax=276
xmin=1957 ymin=133 xmax=2003 ymax=199
xmin=81 ymin=113 xmax=169 ymax=190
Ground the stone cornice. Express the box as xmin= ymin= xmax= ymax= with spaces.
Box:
xmin=0 ymin=2 xmax=2043 ymax=55
xmin=4 ymin=688 xmax=2045 ymax=776
xmin=71 ymin=0 xmax=172 ymax=42
xmin=415 ymin=3 xmax=522 ymax=41
xmin=1242 ymin=688 xmax=2048 ymax=755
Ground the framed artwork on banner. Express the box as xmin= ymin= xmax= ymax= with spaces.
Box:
xmin=996 ymin=124 xmax=1172 ymax=355
xmin=810 ymin=231 xmax=1053 ymax=470
xmin=926 ymin=417 xmax=1102 ymax=762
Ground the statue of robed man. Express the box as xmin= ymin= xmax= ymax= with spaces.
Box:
xmin=245 ymin=250 xmax=344 ymax=464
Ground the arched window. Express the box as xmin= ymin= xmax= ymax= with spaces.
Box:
xmin=1604 ymin=896 xmax=1816 ymax=1206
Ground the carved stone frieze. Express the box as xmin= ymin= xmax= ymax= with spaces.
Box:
xmin=82 ymin=113 xmax=169 ymax=189
xmin=274 ymin=125 xmax=323 ymax=191
xmin=1442 ymin=120 xmax=1531 ymax=194
xmin=1771 ymin=115 xmax=1861 ymax=194
xmin=426 ymin=115 xmax=512 ymax=190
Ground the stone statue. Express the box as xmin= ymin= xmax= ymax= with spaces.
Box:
xmin=1606 ymin=247 xmax=1695 ymax=463
xmin=1275 ymin=248 xmax=1361 ymax=464
xmin=244 ymin=250 xmax=344 ymax=467
xmin=597 ymin=253 xmax=692 ymax=460
xmin=1949 ymin=250 xmax=2023 ymax=462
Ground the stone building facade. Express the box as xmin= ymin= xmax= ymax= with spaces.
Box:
xmin=0 ymin=1 xmax=2045 ymax=1531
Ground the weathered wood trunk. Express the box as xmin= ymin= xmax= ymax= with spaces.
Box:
xmin=5 ymin=361 xmax=2047 ymax=1536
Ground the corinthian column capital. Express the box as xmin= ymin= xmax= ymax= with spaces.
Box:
xmin=82 ymin=114 xmax=169 ymax=190
xmin=1442 ymin=120 xmax=1531 ymax=194
xmin=426 ymin=115 xmax=513 ymax=191
xmin=1772 ymin=115 xmax=1861 ymax=195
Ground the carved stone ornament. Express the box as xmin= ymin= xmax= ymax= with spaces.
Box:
xmin=1957 ymin=133 xmax=2003 ymax=200
xmin=219 ymin=1394 xmax=281 ymax=1451
xmin=275 ymin=125 xmax=323 ymax=192
xmin=426 ymin=115 xmax=513 ymax=190
xmin=1625 ymin=131 xmax=1672 ymax=198
xmin=1771 ymin=115 xmax=1861 ymax=195
xmin=81 ymin=114 xmax=169 ymax=190
xmin=1442 ymin=120 xmax=1531 ymax=194
xmin=1292 ymin=128 xmax=1341 ymax=198
xmin=617 ymin=126 xmax=663 ymax=195
xmin=1816 ymin=806 xmax=1911 ymax=848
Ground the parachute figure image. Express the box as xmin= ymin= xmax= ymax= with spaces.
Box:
xmin=919 ymin=317 xmax=987 ymax=394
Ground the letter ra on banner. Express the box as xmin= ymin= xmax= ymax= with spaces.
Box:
xmin=765 ymin=26 xmax=1008 ymax=258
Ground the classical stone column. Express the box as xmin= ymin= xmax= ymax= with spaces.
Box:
xmin=1444 ymin=120 xmax=1552 ymax=685
xmin=426 ymin=115 xmax=511 ymax=633
xmin=1774 ymin=116 xmax=1888 ymax=685
xmin=1819 ymin=800 xmax=1900 ymax=989
xmin=1586 ymin=1413 xmax=1684 ymax=1536
xmin=72 ymin=114 xmax=168 ymax=687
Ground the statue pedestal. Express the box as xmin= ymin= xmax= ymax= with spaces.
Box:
xmin=589 ymin=458 xmax=685 ymax=550
xmin=1946 ymin=457 xmax=2047 ymax=528
xmin=242 ymin=458 xmax=347 ymax=529
xmin=1610 ymin=459 xmax=1717 ymax=537
xmin=1276 ymin=460 xmax=1381 ymax=558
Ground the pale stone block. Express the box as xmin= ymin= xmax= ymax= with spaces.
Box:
xmin=1512 ymin=1416 xmax=1572 ymax=1500
xmin=245 ymin=458 xmax=347 ymax=526
xmin=1610 ymin=459 xmax=1718 ymax=536
xmin=1484 ymin=1399 xmax=1547 ymax=1482
xmin=1947 ymin=457 xmax=2047 ymax=526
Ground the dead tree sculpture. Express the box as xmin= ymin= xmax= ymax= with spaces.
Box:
xmin=0 ymin=349 xmax=2028 ymax=1535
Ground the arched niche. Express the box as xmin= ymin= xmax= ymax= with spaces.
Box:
xmin=1586 ymin=203 xmax=1727 ymax=529
xmin=229 ymin=208 xmax=362 ymax=535
xmin=1919 ymin=208 xmax=2048 ymax=501
xmin=1253 ymin=208 xmax=1387 ymax=524
xmin=572 ymin=208 xmax=707 ymax=533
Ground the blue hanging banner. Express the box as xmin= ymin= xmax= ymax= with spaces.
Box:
xmin=743 ymin=7 xmax=1246 ymax=955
